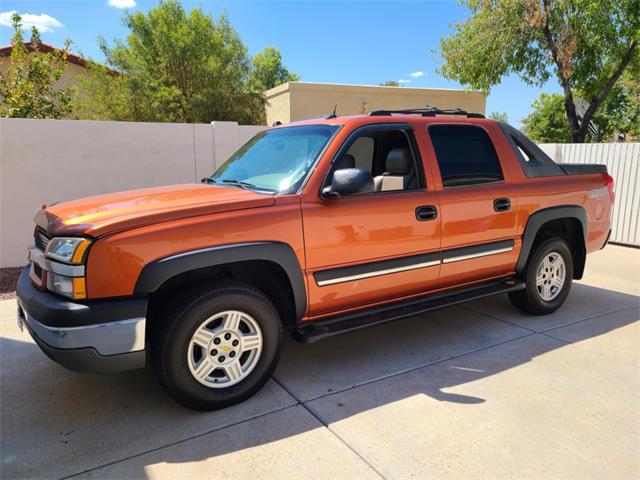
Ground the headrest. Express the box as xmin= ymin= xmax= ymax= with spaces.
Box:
xmin=335 ymin=154 xmax=356 ymax=170
xmin=386 ymin=148 xmax=411 ymax=175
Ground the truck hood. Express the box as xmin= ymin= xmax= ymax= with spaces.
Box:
xmin=36 ymin=184 xmax=276 ymax=237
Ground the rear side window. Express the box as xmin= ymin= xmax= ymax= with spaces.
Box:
xmin=498 ymin=122 xmax=565 ymax=177
xmin=428 ymin=125 xmax=503 ymax=188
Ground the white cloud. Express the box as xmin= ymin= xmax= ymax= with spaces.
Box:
xmin=398 ymin=79 xmax=411 ymax=84
xmin=0 ymin=11 xmax=64 ymax=33
xmin=108 ymin=0 xmax=136 ymax=8
xmin=410 ymin=71 xmax=425 ymax=78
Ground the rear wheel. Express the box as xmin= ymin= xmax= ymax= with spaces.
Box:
xmin=154 ymin=282 xmax=283 ymax=410
xmin=509 ymin=237 xmax=573 ymax=315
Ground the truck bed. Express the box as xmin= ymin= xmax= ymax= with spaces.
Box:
xmin=560 ymin=164 xmax=608 ymax=175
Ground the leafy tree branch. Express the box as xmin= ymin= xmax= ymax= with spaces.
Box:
xmin=439 ymin=0 xmax=639 ymax=142
xmin=0 ymin=13 xmax=75 ymax=118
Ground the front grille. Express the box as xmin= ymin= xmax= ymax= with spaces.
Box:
xmin=33 ymin=263 xmax=43 ymax=278
xmin=34 ymin=228 xmax=50 ymax=251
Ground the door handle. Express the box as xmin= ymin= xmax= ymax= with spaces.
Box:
xmin=493 ymin=198 xmax=511 ymax=212
xmin=416 ymin=205 xmax=438 ymax=221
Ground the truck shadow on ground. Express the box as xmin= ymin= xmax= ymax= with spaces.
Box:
xmin=0 ymin=283 xmax=638 ymax=479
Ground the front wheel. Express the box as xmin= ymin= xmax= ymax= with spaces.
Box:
xmin=154 ymin=283 xmax=283 ymax=410
xmin=509 ymin=237 xmax=573 ymax=315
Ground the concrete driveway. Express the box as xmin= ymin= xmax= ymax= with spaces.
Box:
xmin=1 ymin=245 xmax=638 ymax=479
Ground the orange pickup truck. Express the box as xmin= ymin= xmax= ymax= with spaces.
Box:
xmin=16 ymin=108 xmax=613 ymax=410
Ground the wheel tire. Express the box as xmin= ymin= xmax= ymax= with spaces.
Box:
xmin=509 ymin=237 xmax=573 ymax=315
xmin=153 ymin=282 xmax=283 ymax=410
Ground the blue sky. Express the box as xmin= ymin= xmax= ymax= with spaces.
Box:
xmin=0 ymin=0 xmax=561 ymax=126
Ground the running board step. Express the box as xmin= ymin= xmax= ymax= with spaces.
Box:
xmin=293 ymin=278 xmax=525 ymax=343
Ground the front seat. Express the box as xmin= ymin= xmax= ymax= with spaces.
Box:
xmin=374 ymin=148 xmax=412 ymax=191
xmin=334 ymin=153 xmax=356 ymax=170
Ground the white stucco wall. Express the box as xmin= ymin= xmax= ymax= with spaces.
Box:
xmin=0 ymin=119 xmax=266 ymax=267
xmin=2 ymin=120 xmax=636 ymax=268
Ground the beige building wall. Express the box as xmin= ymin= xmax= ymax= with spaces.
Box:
xmin=264 ymin=83 xmax=291 ymax=125
xmin=265 ymin=82 xmax=487 ymax=125
xmin=0 ymin=55 xmax=89 ymax=92
xmin=56 ymin=62 xmax=89 ymax=90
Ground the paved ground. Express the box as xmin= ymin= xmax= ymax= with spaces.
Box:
xmin=1 ymin=245 xmax=638 ymax=480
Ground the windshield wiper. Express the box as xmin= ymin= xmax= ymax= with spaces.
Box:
xmin=221 ymin=179 xmax=256 ymax=189
xmin=200 ymin=178 xmax=255 ymax=189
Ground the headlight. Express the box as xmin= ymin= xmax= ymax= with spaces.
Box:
xmin=45 ymin=237 xmax=91 ymax=264
xmin=43 ymin=237 xmax=91 ymax=299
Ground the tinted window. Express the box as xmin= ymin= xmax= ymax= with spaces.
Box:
xmin=429 ymin=125 xmax=503 ymax=187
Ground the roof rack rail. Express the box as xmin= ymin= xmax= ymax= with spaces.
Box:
xmin=368 ymin=107 xmax=485 ymax=119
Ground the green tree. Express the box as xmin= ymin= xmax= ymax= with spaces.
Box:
xmin=489 ymin=112 xmax=508 ymax=122
xmin=250 ymin=47 xmax=299 ymax=91
xmin=523 ymin=73 xmax=640 ymax=143
xmin=522 ymin=93 xmax=571 ymax=143
xmin=379 ymin=80 xmax=401 ymax=87
xmin=439 ymin=0 xmax=639 ymax=143
xmin=76 ymin=0 xmax=263 ymax=124
xmin=0 ymin=13 xmax=74 ymax=118
xmin=592 ymin=72 xmax=640 ymax=141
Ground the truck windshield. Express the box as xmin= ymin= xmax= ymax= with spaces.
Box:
xmin=210 ymin=125 xmax=339 ymax=193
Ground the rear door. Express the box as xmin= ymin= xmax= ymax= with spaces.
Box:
xmin=424 ymin=122 xmax=520 ymax=288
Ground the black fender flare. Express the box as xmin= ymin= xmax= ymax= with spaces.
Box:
xmin=516 ymin=205 xmax=588 ymax=274
xmin=135 ymin=242 xmax=307 ymax=320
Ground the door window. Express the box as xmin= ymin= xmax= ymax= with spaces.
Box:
xmin=346 ymin=136 xmax=374 ymax=171
xmin=331 ymin=127 xmax=423 ymax=194
xmin=428 ymin=125 xmax=503 ymax=188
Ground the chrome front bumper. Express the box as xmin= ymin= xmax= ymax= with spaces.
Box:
xmin=16 ymin=267 xmax=147 ymax=373
xmin=18 ymin=300 xmax=146 ymax=356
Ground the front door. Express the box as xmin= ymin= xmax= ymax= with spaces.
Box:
xmin=301 ymin=123 xmax=441 ymax=318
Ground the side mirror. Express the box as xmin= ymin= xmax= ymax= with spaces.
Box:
xmin=322 ymin=168 xmax=374 ymax=198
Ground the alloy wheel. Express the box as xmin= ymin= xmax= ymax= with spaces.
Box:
xmin=535 ymin=251 xmax=566 ymax=301
xmin=187 ymin=310 xmax=263 ymax=388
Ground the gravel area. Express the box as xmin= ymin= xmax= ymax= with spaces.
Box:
xmin=0 ymin=267 xmax=23 ymax=300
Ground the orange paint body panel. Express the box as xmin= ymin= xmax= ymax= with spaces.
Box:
xmin=85 ymin=195 xmax=305 ymax=299
xmin=301 ymin=190 xmax=441 ymax=316
xmin=43 ymin=184 xmax=275 ymax=237
xmin=33 ymin=113 xmax=613 ymax=325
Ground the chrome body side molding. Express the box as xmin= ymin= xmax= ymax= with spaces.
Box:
xmin=314 ymin=240 xmax=515 ymax=286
